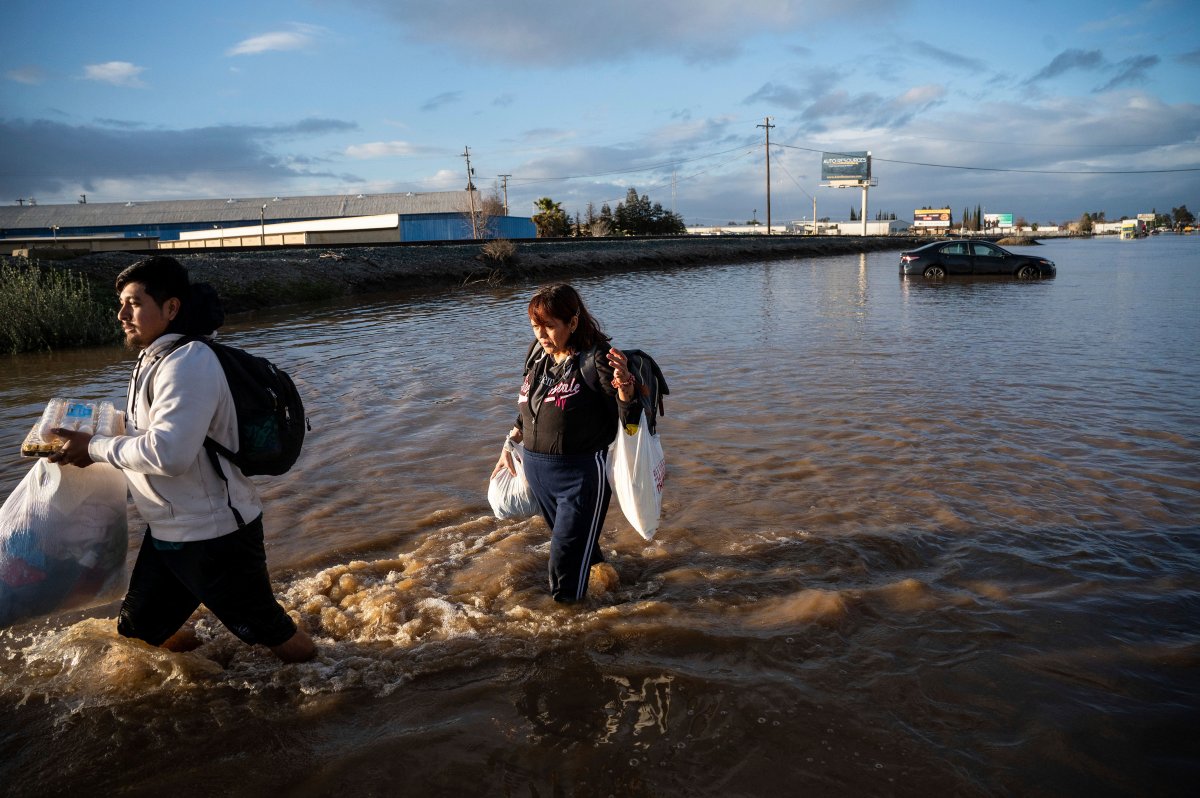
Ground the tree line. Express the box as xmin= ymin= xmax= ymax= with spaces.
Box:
xmin=531 ymin=188 xmax=686 ymax=238
xmin=1074 ymin=205 xmax=1194 ymax=233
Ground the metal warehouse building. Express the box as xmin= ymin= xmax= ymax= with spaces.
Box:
xmin=0 ymin=191 xmax=535 ymax=252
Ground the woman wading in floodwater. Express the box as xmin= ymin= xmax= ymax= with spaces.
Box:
xmin=493 ymin=284 xmax=639 ymax=602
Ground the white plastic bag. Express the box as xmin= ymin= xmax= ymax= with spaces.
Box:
xmin=1 ymin=459 xmax=128 ymax=628
xmin=488 ymin=440 xmax=542 ymax=520
xmin=607 ymin=423 xmax=667 ymax=541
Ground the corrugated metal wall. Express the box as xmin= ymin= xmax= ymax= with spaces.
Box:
xmin=400 ymin=215 xmax=473 ymax=241
xmin=492 ymin=216 xmax=537 ymax=240
xmin=400 ymin=214 xmax=535 ymax=241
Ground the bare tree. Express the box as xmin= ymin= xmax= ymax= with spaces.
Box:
xmin=459 ymin=182 xmax=507 ymax=239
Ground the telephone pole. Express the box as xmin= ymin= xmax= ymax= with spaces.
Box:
xmin=757 ymin=117 xmax=774 ymax=235
xmin=498 ymin=174 xmax=511 ymax=216
xmin=462 ymin=146 xmax=478 ymax=238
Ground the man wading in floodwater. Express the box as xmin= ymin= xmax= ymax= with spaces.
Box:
xmin=50 ymin=256 xmax=315 ymax=663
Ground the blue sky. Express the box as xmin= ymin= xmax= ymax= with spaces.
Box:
xmin=2 ymin=0 xmax=1197 ymax=225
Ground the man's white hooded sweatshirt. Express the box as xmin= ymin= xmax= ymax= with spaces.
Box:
xmin=89 ymin=333 xmax=262 ymax=542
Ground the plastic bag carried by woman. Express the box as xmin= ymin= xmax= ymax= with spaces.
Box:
xmin=1 ymin=459 xmax=128 ymax=628
xmin=487 ymin=438 xmax=541 ymax=519
xmin=607 ymin=422 xmax=666 ymax=541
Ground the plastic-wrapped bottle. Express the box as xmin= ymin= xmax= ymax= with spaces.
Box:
xmin=22 ymin=399 xmax=125 ymax=457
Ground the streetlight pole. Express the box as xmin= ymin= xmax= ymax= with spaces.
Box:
xmin=260 ymin=204 xmax=267 ymax=247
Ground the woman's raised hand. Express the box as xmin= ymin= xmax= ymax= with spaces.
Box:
xmin=607 ymin=347 xmax=634 ymax=401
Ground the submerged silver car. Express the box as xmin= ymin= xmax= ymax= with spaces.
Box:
xmin=900 ymin=240 xmax=1056 ymax=278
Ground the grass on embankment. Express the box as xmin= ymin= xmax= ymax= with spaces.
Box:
xmin=0 ymin=258 xmax=119 ymax=354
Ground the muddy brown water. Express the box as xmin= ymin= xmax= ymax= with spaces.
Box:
xmin=1 ymin=237 xmax=1197 ymax=796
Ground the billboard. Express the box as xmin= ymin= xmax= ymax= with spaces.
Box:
xmin=914 ymin=208 xmax=952 ymax=228
xmin=821 ymin=151 xmax=871 ymax=183
xmin=984 ymin=212 xmax=1013 ymax=227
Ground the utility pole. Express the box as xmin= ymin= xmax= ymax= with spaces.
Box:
xmin=498 ymin=174 xmax=511 ymax=216
xmin=757 ymin=118 xmax=774 ymax=235
xmin=462 ymin=146 xmax=478 ymax=238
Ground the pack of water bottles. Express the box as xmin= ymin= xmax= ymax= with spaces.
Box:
xmin=19 ymin=399 xmax=124 ymax=457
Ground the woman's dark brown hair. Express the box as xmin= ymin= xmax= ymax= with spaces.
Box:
xmin=528 ymin=283 xmax=609 ymax=352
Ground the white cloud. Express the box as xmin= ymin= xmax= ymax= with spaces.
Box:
xmin=6 ymin=66 xmax=46 ymax=85
xmin=345 ymin=140 xmax=423 ymax=159
xmin=83 ymin=61 xmax=146 ymax=88
xmin=896 ymin=85 xmax=946 ymax=106
xmin=228 ymin=23 xmax=323 ymax=56
xmin=427 ymin=168 xmax=464 ymax=190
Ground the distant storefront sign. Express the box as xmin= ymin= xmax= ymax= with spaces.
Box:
xmin=914 ymin=208 xmax=952 ymax=228
xmin=821 ymin=151 xmax=871 ymax=183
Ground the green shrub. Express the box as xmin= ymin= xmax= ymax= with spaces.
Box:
xmin=0 ymin=259 xmax=119 ymax=354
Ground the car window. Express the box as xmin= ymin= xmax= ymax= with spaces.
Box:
xmin=972 ymin=243 xmax=1002 ymax=257
xmin=944 ymin=243 xmax=968 ymax=255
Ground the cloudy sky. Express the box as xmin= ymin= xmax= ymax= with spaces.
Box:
xmin=2 ymin=0 xmax=1197 ymax=225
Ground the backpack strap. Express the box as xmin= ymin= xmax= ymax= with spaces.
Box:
xmin=578 ymin=348 xmax=601 ymax=393
xmin=205 ymin=446 xmax=246 ymax=528
xmin=144 ymin=335 xmax=196 ymax=408
xmin=522 ymin=339 xmax=542 ymax=375
xmin=144 ymin=334 xmax=246 ymax=529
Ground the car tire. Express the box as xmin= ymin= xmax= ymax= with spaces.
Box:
xmin=1016 ymin=264 xmax=1039 ymax=279
xmin=923 ymin=265 xmax=946 ymax=279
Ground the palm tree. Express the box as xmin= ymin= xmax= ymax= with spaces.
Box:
xmin=532 ymin=197 xmax=568 ymax=237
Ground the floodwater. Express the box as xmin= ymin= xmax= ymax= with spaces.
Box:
xmin=1 ymin=235 xmax=1197 ymax=796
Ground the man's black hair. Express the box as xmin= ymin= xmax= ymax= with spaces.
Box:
xmin=115 ymin=256 xmax=190 ymax=308
xmin=115 ymin=256 xmax=224 ymax=336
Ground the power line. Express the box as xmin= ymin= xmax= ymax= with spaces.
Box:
xmin=506 ymin=145 xmax=752 ymax=187
xmin=775 ymin=142 xmax=1200 ymax=175
xmin=588 ymin=149 xmax=756 ymax=210
xmin=901 ymin=134 xmax=1162 ymax=149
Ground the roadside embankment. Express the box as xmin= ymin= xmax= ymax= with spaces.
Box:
xmin=12 ymin=236 xmax=919 ymax=316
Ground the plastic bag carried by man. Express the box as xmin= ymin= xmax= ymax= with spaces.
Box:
xmin=0 ymin=458 xmax=128 ymax=628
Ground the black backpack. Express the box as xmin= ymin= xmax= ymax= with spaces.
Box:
xmin=171 ymin=336 xmax=309 ymax=477
xmin=522 ymin=342 xmax=670 ymax=434
xmin=588 ymin=348 xmax=669 ymax=435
